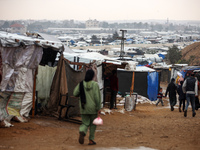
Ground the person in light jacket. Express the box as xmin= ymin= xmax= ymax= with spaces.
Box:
xmin=182 ymin=72 xmax=198 ymax=117
xmin=73 ymin=69 xmax=101 ymax=145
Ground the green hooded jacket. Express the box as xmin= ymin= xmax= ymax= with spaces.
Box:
xmin=73 ymin=80 xmax=101 ymax=114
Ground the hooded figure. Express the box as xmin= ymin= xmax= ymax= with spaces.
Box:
xmin=73 ymin=69 xmax=101 ymax=145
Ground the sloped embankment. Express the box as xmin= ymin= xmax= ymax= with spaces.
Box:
xmin=181 ymin=42 xmax=200 ymax=65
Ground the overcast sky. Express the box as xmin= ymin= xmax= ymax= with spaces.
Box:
xmin=0 ymin=0 xmax=200 ymax=21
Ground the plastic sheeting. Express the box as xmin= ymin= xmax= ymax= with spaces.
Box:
xmin=20 ymin=92 xmax=34 ymax=117
xmin=0 ymin=92 xmax=10 ymax=121
xmin=147 ymin=72 xmax=159 ymax=101
xmin=47 ymin=55 xmax=104 ymax=117
xmin=36 ymin=65 xmax=57 ymax=107
xmin=0 ymin=45 xmax=43 ymax=92
xmin=0 ymin=92 xmax=25 ymax=122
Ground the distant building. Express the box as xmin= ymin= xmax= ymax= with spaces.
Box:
xmin=10 ymin=23 xmax=26 ymax=34
xmin=85 ymin=19 xmax=99 ymax=28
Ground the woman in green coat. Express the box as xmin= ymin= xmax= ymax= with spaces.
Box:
xmin=73 ymin=69 xmax=101 ymax=145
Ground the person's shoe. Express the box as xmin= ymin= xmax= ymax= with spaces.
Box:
xmin=88 ymin=140 xmax=96 ymax=145
xmin=79 ymin=131 xmax=85 ymax=144
xmin=184 ymin=110 xmax=187 ymax=117
xmin=179 ymin=107 xmax=182 ymax=112
xmin=193 ymin=112 xmax=196 ymax=117
xmin=171 ymin=106 xmax=174 ymax=111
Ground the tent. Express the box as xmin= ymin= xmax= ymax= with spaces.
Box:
xmin=179 ymin=66 xmax=200 ymax=78
xmin=117 ymin=66 xmax=159 ymax=101
xmin=47 ymin=51 xmax=127 ymax=119
xmin=0 ymin=31 xmax=64 ymax=126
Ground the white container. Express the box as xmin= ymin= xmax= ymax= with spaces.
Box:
xmin=124 ymin=95 xmax=136 ymax=111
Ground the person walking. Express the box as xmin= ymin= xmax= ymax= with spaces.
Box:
xmin=109 ymin=70 xmax=119 ymax=109
xmin=182 ymin=72 xmax=198 ymax=117
xmin=165 ymin=78 xmax=177 ymax=111
xmin=177 ymin=81 xmax=186 ymax=112
xmin=73 ymin=69 xmax=101 ymax=145
xmin=156 ymin=87 xmax=164 ymax=106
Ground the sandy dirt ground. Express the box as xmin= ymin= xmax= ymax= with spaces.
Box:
xmin=1 ymin=83 xmax=200 ymax=150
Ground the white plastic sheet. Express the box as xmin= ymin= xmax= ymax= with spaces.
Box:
xmin=20 ymin=92 xmax=33 ymax=117
xmin=0 ymin=45 xmax=43 ymax=92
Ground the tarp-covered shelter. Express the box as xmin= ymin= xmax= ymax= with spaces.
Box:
xmin=47 ymin=51 xmax=127 ymax=119
xmin=117 ymin=66 xmax=159 ymax=101
xmin=153 ymin=66 xmax=171 ymax=83
xmin=179 ymin=66 xmax=200 ymax=78
xmin=0 ymin=31 xmax=64 ymax=126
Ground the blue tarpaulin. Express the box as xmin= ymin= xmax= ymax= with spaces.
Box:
xmin=147 ymin=72 xmax=159 ymax=101
xmin=158 ymin=54 xmax=165 ymax=59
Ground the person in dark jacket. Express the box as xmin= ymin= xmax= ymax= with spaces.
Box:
xmin=109 ymin=70 xmax=119 ymax=109
xmin=165 ymin=78 xmax=177 ymax=111
xmin=177 ymin=81 xmax=186 ymax=112
xmin=182 ymin=72 xmax=198 ymax=117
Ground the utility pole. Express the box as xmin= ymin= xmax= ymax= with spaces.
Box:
xmin=118 ymin=29 xmax=127 ymax=59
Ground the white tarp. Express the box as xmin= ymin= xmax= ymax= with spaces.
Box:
xmin=20 ymin=93 xmax=33 ymax=117
xmin=0 ymin=45 xmax=43 ymax=92
xmin=136 ymin=66 xmax=156 ymax=72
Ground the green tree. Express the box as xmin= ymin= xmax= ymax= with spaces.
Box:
xmin=167 ymin=45 xmax=182 ymax=64
xmin=112 ymin=31 xmax=119 ymax=40
xmin=91 ymin=35 xmax=100 ymax=44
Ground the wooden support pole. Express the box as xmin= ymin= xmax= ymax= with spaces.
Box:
xmin=32 ymin=68 xmax=38 ymax=118
xmin=130 ymin=71 xmax=135 ymax=96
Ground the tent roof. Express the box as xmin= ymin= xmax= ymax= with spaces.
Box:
xmin=37 ymin=32 xmax=61 ymax=43
xmin=136 ymin=66 xmax=156 ymax=72
xmin=10 ymin=23 xmax=24 ymax=28
xmin=0 ymin=31 xmax=64 ymax=52
xmin=62 ymin=51 xmax=127 ymax=67
xmin=118 ymin=66 xmax=156 ymax=72
xmin=144 ymin=54 xmax=159 ymax=58
xmin=181 ymin=66 xmax=200 ymax=71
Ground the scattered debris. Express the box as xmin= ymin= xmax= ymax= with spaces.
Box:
xmin=0 ymin=120 xmax=14 ymax=128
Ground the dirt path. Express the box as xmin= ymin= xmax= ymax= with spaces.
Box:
xmin=1 ymin=97 xmax=200 ymax=150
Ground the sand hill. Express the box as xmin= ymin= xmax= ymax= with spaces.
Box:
xmin=181 ymin=42 xmax=200 ymax=65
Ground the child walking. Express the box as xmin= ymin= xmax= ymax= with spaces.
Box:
xmin=156 ymin=88 xmax=164 ymax=106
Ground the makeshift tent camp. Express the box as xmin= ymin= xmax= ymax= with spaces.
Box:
xmin=117 ymin=66 xmax=159 ymax=101
xmin=0 ymin=31 xmax=64 ymax=126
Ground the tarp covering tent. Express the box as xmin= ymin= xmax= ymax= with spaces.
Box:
xmin=117 ymin=66 xmax=159 ymax=101
xmin=179 ymin=66 xmax=200 ymax=78
xmin=47 ymin=52 xmax=127 ymax=118
xmin=0 ymin=31 xmax=64 ymax=126
xmin=47 ymin=55 xmax=89 ymax=118
xmin=36 ymin=65 xmax=57 ymax=109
